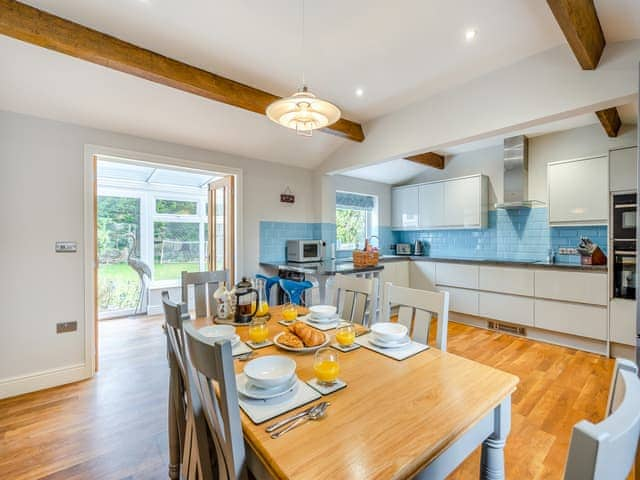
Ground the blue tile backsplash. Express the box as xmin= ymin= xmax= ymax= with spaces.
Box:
xmin=259 ymin=209 xmax=607 ymax=265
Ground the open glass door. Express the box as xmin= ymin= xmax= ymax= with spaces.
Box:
xmin=209 ymin=176 xmax=235 ymax=283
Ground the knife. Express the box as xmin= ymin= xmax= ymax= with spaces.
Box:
xmin=265 ymin=404 xmax=317 ymax=433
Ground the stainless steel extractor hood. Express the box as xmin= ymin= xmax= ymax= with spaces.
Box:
xmin=494 ymin=135 xmax=545 ymax=209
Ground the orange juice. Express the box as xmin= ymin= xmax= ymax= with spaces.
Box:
xmin=314 ymin=360 xmax=340 ymax=384
xmin=282 ymin=305 xmax=298 ymax=321
xmin=335 ymin=330 xmax=356 ymax=346
xmin=256 ymin=301 xmax=269 ymax=317
xmin=248 ymin=324 xmax=269 ymax=343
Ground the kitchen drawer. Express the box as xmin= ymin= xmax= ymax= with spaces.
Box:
xmin=409 ymin=262 xmax=436 ymax=291
xmin=534 ymin=270 xmax=607 ymax=306
xmin=479 ymin=292 xmax=534 ymax=326
xmin=438 ymin=286 xmax=478 ymax=316
xmin=610 ymin=298 xmax=637 ymax=346
xmin=479 ymin=266 xmax=534 ymax=296
xmin=534 ymin=299 xmax=607 ymax=340
xmin=435 ymin=263 xmax=479 ymax=289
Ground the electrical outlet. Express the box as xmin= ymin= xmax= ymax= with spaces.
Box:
xmin=557 ymin=247 xmax=578 ymax=255
xmin=55 ymin=241 xmax=77 ymax=253
xmin=56 ymin=321 xmax=77 ymax=333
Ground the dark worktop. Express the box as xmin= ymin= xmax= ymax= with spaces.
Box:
xmin=259 ymin=260 xmax=384 ymax=275
xmin=377 ymin=255 xmax=608 ymax=272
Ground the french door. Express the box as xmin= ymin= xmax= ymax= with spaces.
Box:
xmin=208 ymin=176 xmax=235 ymax=283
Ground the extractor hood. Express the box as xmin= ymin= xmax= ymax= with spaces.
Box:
xmin=494 ymin=135 xmax=545 ymax=209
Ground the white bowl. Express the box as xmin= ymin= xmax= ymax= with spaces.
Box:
xmin=308 ymin=305 xmax=337 ymax=318
xmin=199 ymin=325 xmax=236 ymax=341
xmin=371 ymin=322 xmax=408 ymax=342
xmin=243 ymin=355 xmax=296 ymax=389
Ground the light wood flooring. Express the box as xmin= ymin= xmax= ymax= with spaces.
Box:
xmin=0 ymin=313 xmax=614 ymax=479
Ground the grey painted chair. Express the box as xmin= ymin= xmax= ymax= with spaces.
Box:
xmin=381 ymin=283 xmax=449 ymax=351
xmin=162 ymin=291 xmax=213 ymax=480
xmin=564 ymin=358 xmax=640 ymax=480
xmin=181 ymin=270 xmax=228 ymax=318
xmin=184 ymin=321 xmax=247 ymax=480
xmin=334 ymin=273 xmax=376 ymax=326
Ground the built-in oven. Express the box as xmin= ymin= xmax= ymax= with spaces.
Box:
xmin=613 ymin=193 xmax=637 ymax=299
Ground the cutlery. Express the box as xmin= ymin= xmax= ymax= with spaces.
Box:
xmin=270 ymin=402 xmax=330 ymax=439
xmin=264 ymin=402 xmax=325 ymax=433
xmin=236 ymin=351 xmax=257 ymax=361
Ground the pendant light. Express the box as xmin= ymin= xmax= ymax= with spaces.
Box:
xmin=266 ymin=0 xmax=341 ymax=136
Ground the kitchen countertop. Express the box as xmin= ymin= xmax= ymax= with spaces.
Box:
xmin=259 ymin=260 xmax=384 ymax=275
xmin=377 ymin=255 xmax=608 ymax=272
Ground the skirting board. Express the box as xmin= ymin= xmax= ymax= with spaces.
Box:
xmin=450 ymin=312 xmax=608 ymax=356
xmin=0 ymin=363 xmax=91 ymax=400
xmin=610 ymin=343 xmax=637 ymax=362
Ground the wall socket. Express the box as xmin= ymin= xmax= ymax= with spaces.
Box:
xmin=55 ymin=241 xmax=77 ymax=253
xmin=56 ymin=321 xmax=77 ymax=333
xmin=557 ymin=247 xmax=578 ymax=255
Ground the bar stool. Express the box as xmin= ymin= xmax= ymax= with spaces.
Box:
xmin=255 ymin=274 xmax=280 ymax=305
xmin=279 ymin=279 xmax=314 ymax=305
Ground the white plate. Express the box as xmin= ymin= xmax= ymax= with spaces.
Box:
xmin=237 ymin=374 xmax=298 ymax=400
xmin=308 ymin=313 xmax=339 ymax=324
xmin=369 ymin=335 xmax=411 ymax=349
xmin=244 ymin=355 xmax=297 ymax=388
xmin=273 ymin=332 xmax=330 ymax=353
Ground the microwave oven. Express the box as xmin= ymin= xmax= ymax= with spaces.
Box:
xmin=287 ymin=240 xmax=324 ymax=263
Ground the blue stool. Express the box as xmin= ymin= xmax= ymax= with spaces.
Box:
xmin=256 ymin=274 xmax=280 ymax=305
xmin=279 ymin=279 xmax=314 ymax=306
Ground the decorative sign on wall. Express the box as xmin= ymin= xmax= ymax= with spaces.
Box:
xmin=280 ymin=186 xmax=295 ymax=205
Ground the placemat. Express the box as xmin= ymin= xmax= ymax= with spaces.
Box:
xmin=237 ymin=375 xmax=322 ymax=424
xmin=300 ymin=315 xmax=346 ymax=331
xmin=355 ymin=333 xmax=429 ymax=361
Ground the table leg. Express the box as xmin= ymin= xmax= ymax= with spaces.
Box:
xmin=480 ymin=395 xmax=511 ymax=480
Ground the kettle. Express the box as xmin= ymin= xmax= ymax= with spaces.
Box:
xmin=233 ymin=277 xmax=258 ymax=324
xmin=414 ymin=240 xmax=424 ymax=256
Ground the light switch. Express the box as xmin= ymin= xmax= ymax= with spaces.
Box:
xmin=56 ymin=321 xmax=77 ymax=333
xmin=55 ymin=241 xmax=77 ymax=253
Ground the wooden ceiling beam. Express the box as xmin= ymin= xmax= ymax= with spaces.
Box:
xmin=595 ymin=107 xmax=621 ymax=137
xmin=405 ymin=152 xmax=445 ymax=170
xmin=0 ymin=0 xmax=365 ymax=142
xmin=547 ymin=0 xmax=606 ymax=70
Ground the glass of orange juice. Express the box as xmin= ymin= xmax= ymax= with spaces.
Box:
xmin=248 ymin=317 xmax=269 ymax=344
xmin=282 ymin=303 xmax=298 ymax=322
xmin=335 ymin=324 xmax=356 ymax=347
xmin=313 ymin=348 xmax=340 ymax=386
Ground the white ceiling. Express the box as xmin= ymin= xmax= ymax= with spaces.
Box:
xmin=2 ymin=0 xmax=640 ymax=169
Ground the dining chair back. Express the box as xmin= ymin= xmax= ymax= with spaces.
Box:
xmin=335 ymin=274 xmax=376 ymax=326
xmin=181 ymin=270 xmax=228 ymax=318
xmin=564 ymin=358 xmax=640 ymax=480
xmin=382 ymin=283 xmax=449 ymax=350
xmin=162 ymin=292 xmax=213 ymax=480
xmin=184 ymin=321 xmax=247 ymax=480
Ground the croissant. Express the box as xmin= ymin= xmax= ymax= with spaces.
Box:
xmin=290 ymin=322 xmax=326 ymax=347
xmin=279 ymin=332 xmax=304 ymax=349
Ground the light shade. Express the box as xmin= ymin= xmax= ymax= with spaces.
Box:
xmin=266 ymin=89 xmax=341 ymax=136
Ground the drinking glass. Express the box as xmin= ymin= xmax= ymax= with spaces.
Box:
xmin=248 ymin=317 xmax=269 ymax=344
xmin=313 ymin=348 xmax=340 ymax=386
xmin=282 ymin=303 xmax=298 ymax=322
xmin=335 ymin=324 xmax=356 ymax=347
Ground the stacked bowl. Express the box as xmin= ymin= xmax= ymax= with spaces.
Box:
xmin=369 ymin=322 xmax=410 ymax=349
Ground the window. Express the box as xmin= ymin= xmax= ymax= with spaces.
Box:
xmin=335 ymin=191 xmax=378 ymax=251
xmin=155 ymin=198 xmax=198 ymax=215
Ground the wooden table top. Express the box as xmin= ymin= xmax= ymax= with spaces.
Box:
xmin=193 ymin=306 xmax=519 ymax=480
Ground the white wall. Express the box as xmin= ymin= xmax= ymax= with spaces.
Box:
xmin=0 ymin=110 xmax=316 ymax=397
xmin=404 ymin=123 xmax=638 ymax=205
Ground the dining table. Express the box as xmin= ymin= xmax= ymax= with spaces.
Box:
xmin=192 ymin=305 xmax=519 ymax=480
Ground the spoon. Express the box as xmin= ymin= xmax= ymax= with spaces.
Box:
xmin=270 ymin=402 xmax=330 ymax=439
xmin=235 ymin=351 xmax=257 ymax=362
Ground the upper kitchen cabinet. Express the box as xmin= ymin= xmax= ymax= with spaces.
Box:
xmin=610 ymin=146 xmax=638 ymax=192
xmin=391 ymin=185 xmax=420 ymax=229
xmin=548 ymin=155 xmax=608 ymax=225
xmin=392 ymin=174 xmax=488 ymax=230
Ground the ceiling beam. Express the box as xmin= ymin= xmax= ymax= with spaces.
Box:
xmin=405 ymin=152 xmax=445 ymax=170
xmin=547 ymin=0 xmax=606 ymax=69
xmin=595 ymin=107 xmax=621 ymax=137
xmin=0 ymin=0 xmax=365 ymax=142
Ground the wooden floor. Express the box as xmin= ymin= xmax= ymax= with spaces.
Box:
xmin=0 ymin=313 xmax=614 ymax=479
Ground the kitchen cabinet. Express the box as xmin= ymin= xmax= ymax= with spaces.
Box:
xmin=409 ymin=261 xmax=437 ymax=291
xmin=380 ymin=261 xmax=409 ymax=288
xmin=391 ymin=175 xmax=488 ymax=231
xmin=391 ymin=186 xmax=420 ymax=229
xmin=548 ymin=155 xmax=608 ymax=225
xmin=534 ymin=270 xmax=607 ymax=306
xmin=534 ymin=299 xmax=607 ymax=340
xmin=438 ymin=286 xmax=479 ymax=316
xmin=610 ymin=298 xmax=637 ymax=346
xmin=479 ymin=292 xmax=534 ymax=327
xmin=418 ymin=182 xmax=444 ymax=228
xmin=435 ymin=262 xmax=479 ymax=289
xmin=610 ymin=147 xmax=638 ymax=192
xmin=479 ymin=266 xmax=534 ymax=297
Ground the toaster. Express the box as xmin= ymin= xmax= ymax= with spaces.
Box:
xmin=395 ymin=243 xmax=412 ymax=255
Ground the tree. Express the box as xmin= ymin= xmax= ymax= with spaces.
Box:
xmin=336 ymin=208 xmax=366 ymax=250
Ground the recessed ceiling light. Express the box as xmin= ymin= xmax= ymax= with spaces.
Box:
xmin=355 ymin=88 xmax=364 ymax=97
xmin=465 ymin=29 xmax=477 ymax=41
